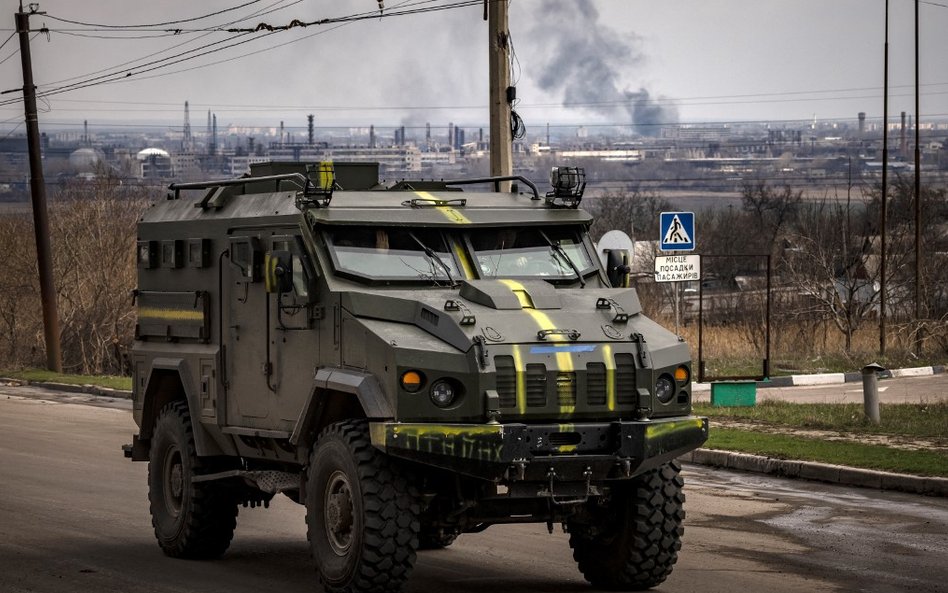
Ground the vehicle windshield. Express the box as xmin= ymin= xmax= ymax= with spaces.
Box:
xmin=469 ymin=227 xmax=593 ymax=279
xmin=326 ymin=227 xmax=459 ymax=283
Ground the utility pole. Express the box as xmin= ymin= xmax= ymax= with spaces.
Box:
xmin=487 ymin=0 xmax=513 ymax=191
xmin=914 ymin=0 xmax=923 ymax=356
xmin=15 ymin=2 xmax=62 ymax=372
xmin=880 ymin=0 xmax=889 ymax=357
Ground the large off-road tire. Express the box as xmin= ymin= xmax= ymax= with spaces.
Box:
xmin=568 ymin=461 xmax=685 ymax=590
xmin=306 ymin=420 xmax=422 ymax=593
xmin=148 ymin=400 xmax=238 ymax=559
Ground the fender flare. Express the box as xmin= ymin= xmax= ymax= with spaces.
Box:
xmin=142 ymin=358 xmax=225 ymax=457
xmin=290 ymin=367 xmax=393 ymax=450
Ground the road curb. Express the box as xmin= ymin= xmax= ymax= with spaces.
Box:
xmin=694 ymin=363 xmax=945 ymax=391
xmin=682 ymin=448 xmax=948 ymax=497
xmin=0 ymin=377 xmax=132 ymax=400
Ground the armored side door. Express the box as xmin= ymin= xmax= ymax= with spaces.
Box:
xmin=267 ymin=234 xmax=321 ymax=424
xmin=224 ymin=234 xmax=271 ymax=423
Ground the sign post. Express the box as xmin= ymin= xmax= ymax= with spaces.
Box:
xmin=658 ymin=212 xmax=697 ymax=335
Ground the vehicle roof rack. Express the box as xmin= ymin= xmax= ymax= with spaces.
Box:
xmin=441 ymin=175 xmax=540 ymax=200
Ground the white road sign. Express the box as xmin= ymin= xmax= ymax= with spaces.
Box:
xmin=654 ymin=254 xmax=701 ymax=283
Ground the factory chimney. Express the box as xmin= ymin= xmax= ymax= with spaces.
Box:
xmin=211 ymin=114 xmax=217 ymax=156
xmin=858 ymin=112 xmax=866 ymax=136
xmin=900 ymin=111 xmax=907 ymax=156
xmin=307 ymin=114 xmax=315 ymax=146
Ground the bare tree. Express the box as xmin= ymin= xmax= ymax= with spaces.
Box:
xmin=781 ymin=197 xmax=877 ymax=353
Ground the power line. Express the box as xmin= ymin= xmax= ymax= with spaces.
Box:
xmin=30 ymin=0 xmax=469 ymax=97
xmin=0 ymin=31 xmax=14 ymax=53
xmin=32 ymin=0 xmax=300 ymax=89
xmin=43 ymin=0 xmax=265 ymax=29
xmin=0 ymin=0 xmax=474 ymax=108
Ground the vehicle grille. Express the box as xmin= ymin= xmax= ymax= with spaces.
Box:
xmin=493 ymin=353 xmax=639 ymax=412
xmin=526 ymin=364 xmax=547 ymax=407
xmin=556 ymin=372 xmax=577 ymax=407
xmin=616 ymin=353 xmax=637 ymax=406
xmin=585 ymin=362 xmax=607 ymax=406
xmin=494 ymin=355 xmax=516 ymax=408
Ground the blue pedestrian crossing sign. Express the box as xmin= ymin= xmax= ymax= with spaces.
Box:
xmin=659 ymin=212 xmax=695 ymax=251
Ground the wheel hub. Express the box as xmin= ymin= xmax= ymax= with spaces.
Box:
xmin=163 ymin=447 xmax=184 ymax=516
xmin=324 ymin=471 xmax=355 ymax=556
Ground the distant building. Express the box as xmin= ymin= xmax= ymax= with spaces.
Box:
xmin=137 ymin=148 xmax=173 ymax=178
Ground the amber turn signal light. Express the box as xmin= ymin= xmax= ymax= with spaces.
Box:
xmin=400 ymin=370 xmax=425 ymax=393
xmin=674 ymin=366 xmax=690 ymax=383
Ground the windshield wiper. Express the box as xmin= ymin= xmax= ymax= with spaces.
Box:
xmin=539 ymin=229 xmax=586 ymax=287
xmin=408 ymin=232 xmax=457 ymax=286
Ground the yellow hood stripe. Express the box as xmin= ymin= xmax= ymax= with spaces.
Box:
xmin=416 ymin=191 xmax=471 ymax=224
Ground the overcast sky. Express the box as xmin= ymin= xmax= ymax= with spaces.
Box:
xmin=0 ymin=0 xmax=945 ymax=137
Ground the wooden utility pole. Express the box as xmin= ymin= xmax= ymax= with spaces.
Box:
xmin=15 ymin=2 xmax=62 ymax=372
xmin=880 ymin=0 xmax=889 ymax=357
xmin=487 ymin=0 xmax=513 ymax=191
xmin=914 ymin=0 xmax=923 ymax=356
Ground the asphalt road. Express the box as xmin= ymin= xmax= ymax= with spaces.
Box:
xmin=1 ymin=387 xmax=947 ymax=593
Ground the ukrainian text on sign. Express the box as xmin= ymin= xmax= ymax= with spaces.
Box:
xmin=654 ymin=254 xmax=701 ymax=282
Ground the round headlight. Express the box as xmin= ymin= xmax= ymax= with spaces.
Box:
xmin=655 ymin=375 xmax=675 ymax=404
xmin=430 ymin=380 xmax=456 ymax=408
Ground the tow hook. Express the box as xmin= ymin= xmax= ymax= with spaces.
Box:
xmin=547 ymin=466 xmax=593 ymax=506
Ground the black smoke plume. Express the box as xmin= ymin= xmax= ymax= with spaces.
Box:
xmin=529 ymin=0 xmax=678 ymax=136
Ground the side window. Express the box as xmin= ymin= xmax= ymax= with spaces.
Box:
xmin=229 ymin=237 xmax=262 ymax=282
xmin=272 ymin=236 xmax=313 ymax=300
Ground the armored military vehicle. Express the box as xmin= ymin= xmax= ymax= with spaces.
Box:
xmin=125 ymin=161 xmax=707 ymax=593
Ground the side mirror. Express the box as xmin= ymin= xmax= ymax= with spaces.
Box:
xmin=606 ymin=250 xmax=632 ymax=288
xmin=597 ymin=230 xmax=635 ymax=288
xmin=265 ymin=250 xmax=294 ymax=294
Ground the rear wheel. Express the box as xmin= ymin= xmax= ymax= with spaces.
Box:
xmin=306 ymin=420 xmax=422 ymax=593
xmin=148 ymin=401 xmax=238 ymax=559
xmin=568 ymin=461 xmax=685 ymax=590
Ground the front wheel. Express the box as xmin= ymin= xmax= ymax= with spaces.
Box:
xmin=568 ymin=461 xmax=686 ymax=590
xmin=306 ymin=420 xmax=422 ymax=593
xmin=148 ymin=401 xmax=238 ymax=559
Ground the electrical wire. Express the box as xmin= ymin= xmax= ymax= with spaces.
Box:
xmin=43 ymin=1 xmax=265 ymax=29
xmin=34 ymin=0 xmax=298 ymax=89
xmin=0 ymin=32 xmax=14 ymax=54
xmin=0 ymin=122 xmax=24 ymax=142
xmin=27 ymin=0 xmax=476 ymax=98
xmin=0 ymin=0 xmax=480 ymax=109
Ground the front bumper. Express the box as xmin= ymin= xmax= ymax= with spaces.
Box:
xmin=369 ymin=416 xmax=708 ymax=482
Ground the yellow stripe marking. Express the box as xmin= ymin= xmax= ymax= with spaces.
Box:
xmin=138 ymin=307 xmax=203 ymax=321
xmin=416 ymin=191 xmax=471 ymax=224
xmin=556 ymin=422 xmax=577 ymax=452
xmin=500 ymin=281 xmax=577 ymax=416
xmin=603 ymin=344 xmax=616 ymax=411
xmin=453 ymin=242 xmax=475 ymax=280
xmin=512 ymin=345 xmax=526 ymax=415
xmin=498 ymin=279 xmax=535 ymax=308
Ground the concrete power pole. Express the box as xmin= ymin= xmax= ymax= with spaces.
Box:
xmin=487 ymin=0 xmax=513 ymax=191
xmin=14 ymin=2 xmax=62 ymax=372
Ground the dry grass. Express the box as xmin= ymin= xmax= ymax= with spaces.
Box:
xmin=654 ymin=316 xmax=945 ymax=376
